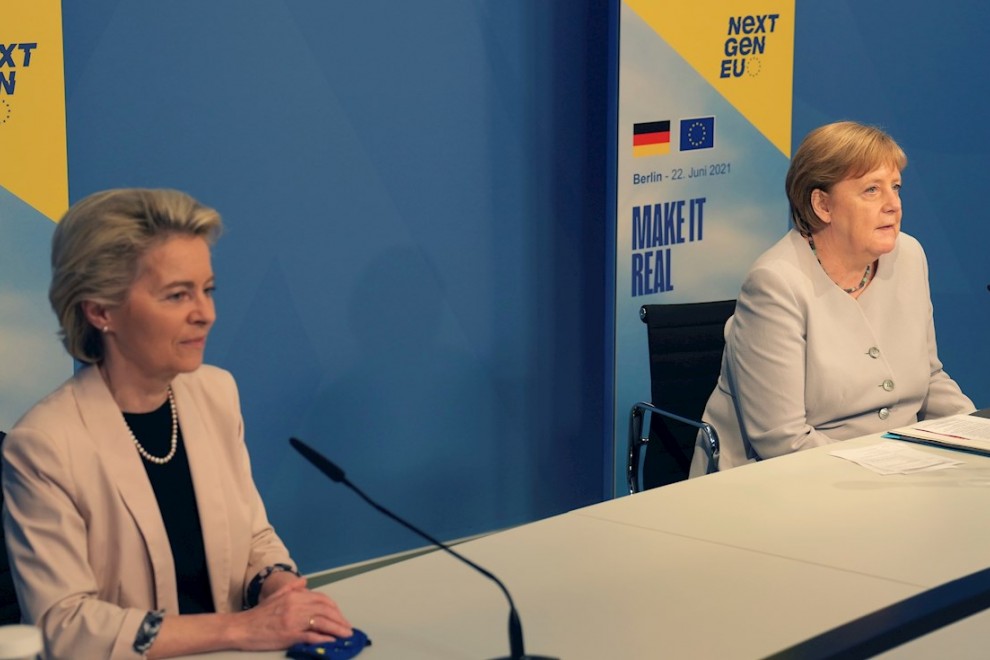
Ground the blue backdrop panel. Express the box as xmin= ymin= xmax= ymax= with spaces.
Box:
xmin=62 ymin=1 xmax=608 ymax=572
xmin=0 ymin=189 xmax=69 ymax=431
xmin=608 ymin=0 xmax=989 ymax=491
xmin=56 ymin=0 xmax=990 ymax=576
xmin=793 ymin=2 xmax=990 ymax=410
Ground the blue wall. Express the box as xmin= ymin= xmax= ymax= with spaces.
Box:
xmin=60 ymin=1 xmax=989 ymax=573
xmin=62 ymin=1 xmax=609 ymax=572
xmin=792 ymin=2 xmax=990 ymax=409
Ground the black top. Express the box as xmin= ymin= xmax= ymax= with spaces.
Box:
xmin=123 ymin=401 xmax=215 ymax=614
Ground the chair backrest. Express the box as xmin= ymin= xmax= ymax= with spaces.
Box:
xmin=0 ymin=431 xmax=21 ymax=624
xmin=639 ymin=300 xmax=734 ymax=488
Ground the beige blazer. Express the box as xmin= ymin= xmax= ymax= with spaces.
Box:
xmin=2 ymin=365 xmax=294 ymax=659
xmin=690 ymin=230 xmax=974 ymax=475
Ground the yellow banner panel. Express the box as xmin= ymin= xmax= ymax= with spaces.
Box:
xmin=626 ymin=0 xmax=794 ymax=157
xmin=0 ymin=2 xmax=68 ymax=221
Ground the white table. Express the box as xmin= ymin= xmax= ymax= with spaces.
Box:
xmin=183 ymin=434 xmax=990 ymax=659
xmin=581 ymin=434 xmax=990 ymax=589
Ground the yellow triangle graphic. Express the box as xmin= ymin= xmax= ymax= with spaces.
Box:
xmin=0 ymin=1 xmax=69 ymax=222
xmin=626 ymin=0 xmax=794 ymax=157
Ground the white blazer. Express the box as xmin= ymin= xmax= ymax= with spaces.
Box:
xmin=2 ymin=365 xmax=294 ymax=659
xmin=690 ymin=230 xmax=974 ymax=475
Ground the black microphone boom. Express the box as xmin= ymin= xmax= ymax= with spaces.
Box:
xmin=289 ymin=437 xmax=556 ymax=660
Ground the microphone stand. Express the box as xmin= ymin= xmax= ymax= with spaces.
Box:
xmin=290 ymin=437 xmax=557 ymax=660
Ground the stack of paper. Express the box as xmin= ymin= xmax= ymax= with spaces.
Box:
xmin=884 ymin=414 xmax=990 ymax=456
xmin=830 ymin=443 xmax=963 ymax=475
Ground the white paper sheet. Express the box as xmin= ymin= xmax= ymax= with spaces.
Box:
xmin=829 ymin=442 xmax=963 ymax=475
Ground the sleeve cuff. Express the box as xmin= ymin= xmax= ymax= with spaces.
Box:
xmin=244 ymin=562 xmax=300 ymax=609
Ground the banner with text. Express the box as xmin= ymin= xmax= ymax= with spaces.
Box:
xmin=0 ymin=2 xmax=70 ymax=429
xmin=612 ymin=0 xmax=794 ymax=493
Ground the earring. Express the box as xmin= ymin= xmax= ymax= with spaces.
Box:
xmin=102 ymin=326 xmax=109 ymax=333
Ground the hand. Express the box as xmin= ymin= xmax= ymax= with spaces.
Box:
xmin=235 ymin=577 xmax=353 ymax=650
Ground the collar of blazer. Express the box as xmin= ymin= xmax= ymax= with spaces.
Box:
xmin=793 ymin=228 xmax=900 ymax=296
xmin=73 ymin=365 xmax=232 ymax=613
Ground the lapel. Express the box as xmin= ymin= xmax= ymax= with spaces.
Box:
xmin=74 ymin=366 xmax=180 ymax=614
xmin=171 ymin=372 xmax=233 ymax=611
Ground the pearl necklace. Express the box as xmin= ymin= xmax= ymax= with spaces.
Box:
xmin=126 ymin=387 xmax=178 ymax=465
xmin=808 ymin=236 xmax=872 ymax=294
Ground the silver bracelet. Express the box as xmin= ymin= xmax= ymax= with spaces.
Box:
xmin=244 ymin=562 xmax=300 ymax=608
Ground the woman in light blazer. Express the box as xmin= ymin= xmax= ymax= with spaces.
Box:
xmin=2 ymin=189 xmax=352 ymax=658
xmin=690 ymin=122 xmax=974 ymax=475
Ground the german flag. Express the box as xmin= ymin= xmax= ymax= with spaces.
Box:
xmin=633 ymin=120 xmax=670 ymax=157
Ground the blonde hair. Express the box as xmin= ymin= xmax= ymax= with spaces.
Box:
xmin=786 ymin=121 xmax=907 ymax=236
xmin=49 ymin=188 xmax=223 ymax=363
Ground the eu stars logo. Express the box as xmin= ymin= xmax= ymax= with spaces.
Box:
xmin=680 ymin=117 xmax=715 ymax=151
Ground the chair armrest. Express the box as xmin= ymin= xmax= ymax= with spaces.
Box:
xmin=627 ymin=401 xmax=719 ymax=494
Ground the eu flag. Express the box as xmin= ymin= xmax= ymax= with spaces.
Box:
xmin=680 ymin=116 xmax=715 ymax=151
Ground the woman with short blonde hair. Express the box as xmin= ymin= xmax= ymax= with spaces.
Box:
xmin=690 ymin=122 xmax=972 ymax=475
xmin=4 ymin=188 xmax=354 ymax=658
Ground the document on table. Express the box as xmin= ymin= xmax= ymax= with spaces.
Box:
xmin=883 ymin=414 xmax=990 ymax=456
xmin=830 ymin=442 xmax=963 ymax=475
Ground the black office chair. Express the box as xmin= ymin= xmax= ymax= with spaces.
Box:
xmin=0 ymin=430 xmax=20 ymax=624
xmin=627 ymin=300 xmax=735 ymax=493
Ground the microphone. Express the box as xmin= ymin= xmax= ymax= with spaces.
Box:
xmin=289 ymin=437 xmax=557 ymax=660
